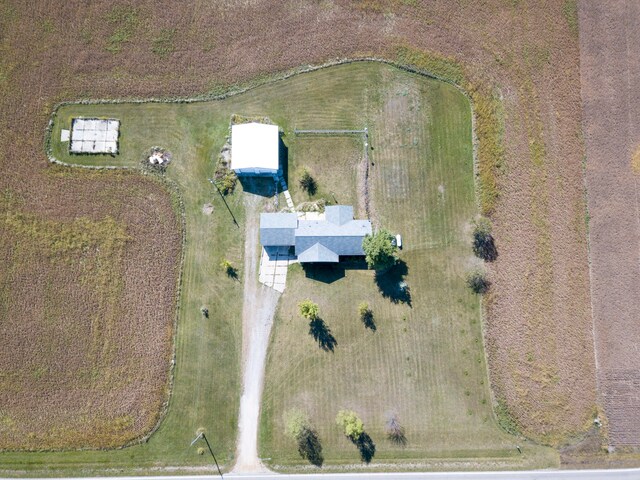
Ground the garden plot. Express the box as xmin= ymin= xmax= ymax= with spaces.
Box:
xmin=70 ymin=118 xmax=119 ymax=154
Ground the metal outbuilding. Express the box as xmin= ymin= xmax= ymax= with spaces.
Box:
xmin=231 ymin=123 xmax=280 ymax=176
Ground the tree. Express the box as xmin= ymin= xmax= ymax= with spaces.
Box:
xmin=362 ymin=229 xmax=398 ymax=271
xmin=220 ymin=258 xmax=238 ymax=279
xmin=284 ymin=409 xmax=323 ymax=467
xmin=336 ymin=410 xmax=364 ymax=441
xmin=385 ymin=413 xmax=407 ymax=446
xmin=472 ymin=217 xmax=497 ymax=261
xmin=358 ymin=302 xmax=376 ymax=331
xmin=299 ymin=169 xmax=317 ymax=195
xmin=298 ymin=299 xmax=319 ymax=320
xmin=465 ymin=268 xmax=490 ymax=294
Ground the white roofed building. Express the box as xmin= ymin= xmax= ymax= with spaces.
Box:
xmin=231 ymin=122 xmax=280 ymax=176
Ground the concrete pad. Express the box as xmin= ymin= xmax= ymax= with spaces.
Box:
xmin=60 ymin=129 xmax=70 ymax=142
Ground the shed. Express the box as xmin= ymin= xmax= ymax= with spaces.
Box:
xmin=231 ymin=123 xmax=280 ymax=175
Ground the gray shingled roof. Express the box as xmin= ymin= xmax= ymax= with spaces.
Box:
xmin=259 ymin=206 xmax=372 ymax=262
xmin=260 ymin=212 xmax=298 ymax=246
xmin=297 ymin=243 xmax=340 ymax=263
xmin=324 ymin=205 xmax=353 ymax=226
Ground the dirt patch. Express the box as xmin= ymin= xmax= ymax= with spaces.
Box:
xmin=202 ymin=203 xmax=214 ymax=215
xmin=580 ymin=0 xmax=640 ymax=450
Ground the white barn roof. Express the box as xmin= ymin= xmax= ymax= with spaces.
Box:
xmin=231 ymin=123 xmax=279 ymax=175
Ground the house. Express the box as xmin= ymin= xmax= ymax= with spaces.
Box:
xmin=260 ymin=205 xmax=372 ymax=263
xmin=231 ymin=122 xmax=280 ymax=176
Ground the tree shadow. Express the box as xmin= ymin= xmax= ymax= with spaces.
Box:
xmin=308 ymin=317 xmax=337 ymax=352
xmin=225 ymin=266 xmax=239 ymax=281
xmin=361 ymin=310 xmax=376 ymax=332
xmin=353 ymin=432 xmax=376 ymax=463
xmin=374 ymin=259 xmax=412 ymax=306
xmin=297 ymin=427 xmax=324 ymax=467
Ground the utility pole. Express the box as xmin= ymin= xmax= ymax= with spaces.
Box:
xmin=190 ymin=432 xmax=224 ymax=479
xmin=208 ymin=178 xmax=239 ymax=228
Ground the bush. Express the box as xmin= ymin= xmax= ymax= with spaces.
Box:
xmin=200 ymin=306 xmax=209 ymax=318
xmin=466 ymin=268 xmax=490 ymax=294
xmin=220 ymin=258 xmax=238 ymax=279
xmin=363 ymin=229 xmax=398 ymax=271
xmin=299 ymin=169 xmax=317 ymax=195
xmin=336 ymin=410 xmax=364 ymax=441
xmin=358 ymin=302 xmax=375 ymax=331
xmin=472 ymin=217 xmax=497 ymax=261
xmin=298 ymin=299 xmax=319 ymax=320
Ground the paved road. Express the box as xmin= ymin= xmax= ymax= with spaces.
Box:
xmin=19 ymin=469 xmax=640 ymax=480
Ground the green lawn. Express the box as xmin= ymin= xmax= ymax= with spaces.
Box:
xmin=1 ymin=62 xmax=557 ymax=475
xmin=259 ymin=65 xmax=558 ymax=471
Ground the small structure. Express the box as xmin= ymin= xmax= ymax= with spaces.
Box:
xmin=260 ymin=205 xmax=372 ymax=263
xmin=231 ymin=123 xmax=280 ymax=176
xmin=70 ymin=118 xmax=119 ymax=154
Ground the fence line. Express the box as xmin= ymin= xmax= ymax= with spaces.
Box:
xmin=294 ymin=128 xmax=367 ymax=135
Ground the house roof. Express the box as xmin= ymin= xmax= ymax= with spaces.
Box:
xmin=260 ymin=212 xmax=297 ymax=246
xmin=324 ymin=205 xmax=353 ymax=226
xmin=231 ymin=123 xmax=279 ymax=173
xmin=259 ymin=206 xmax=372 ymax=262
xmin=297 ymin=242 xmax=340 ymax=263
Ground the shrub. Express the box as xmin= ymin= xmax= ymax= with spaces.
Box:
xmin=358 ymin=302 xmax=375 ymax=331
xmin=363 ymin=229 xmax=398 ymax=271
xmin=336 ymin=410 xmax=364 ymax=441
xmin=220 ymin=258 xmax=238 ymax=279
xmin=385 ymin=413 xmax=407 ymax=446
xmin=466 ymin=268 xmax=490 ymax=294
xmin=299 ymin=169 xmax=317 ymax=195
xmin=472 ymin=217 xmax=497 ymax=261
xmin=298 ymin=299 xmax=319 ymax=320
xmin=200 ymin=306 xmax=209 ymax=318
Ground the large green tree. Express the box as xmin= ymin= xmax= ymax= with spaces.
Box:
xmin=362 ymin=229 xmax=398 ymax=271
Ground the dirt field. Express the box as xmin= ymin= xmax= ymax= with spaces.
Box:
xmin=580 ymin=1 xmax=640 ymax=450
xmin=0 ymin=0 xmax=595 ymax=470
xmin=0 ymin=171 xmax=181 ymax=450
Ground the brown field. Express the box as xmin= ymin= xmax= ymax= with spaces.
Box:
xmin=580 ymin=0 xmax=640 ymax=451
xmin=0 ymin=170 xmax=181 ymax=449
xmin=0 ymin=0 xmax=594 ymax=454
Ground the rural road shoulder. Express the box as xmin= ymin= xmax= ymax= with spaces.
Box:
xmin=16 ymin=468 xmax=640 ymax=480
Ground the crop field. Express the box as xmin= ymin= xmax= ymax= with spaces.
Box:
xmin=0 ymin=0 xmax=603 ymax=474
xmin=260 ymin=64 xmax=556 ymax=471
xmin=0 ymin=174 xmax=180 ymax=450
xmin=579 ymin=0 xmax=640 ymax=458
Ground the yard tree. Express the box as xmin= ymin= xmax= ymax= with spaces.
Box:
xmin=298 ymin=299 xmax=319 ymax=320
xmin=336 ymin=410 xmax=364 ymax=441
xmin=465 ymin=268 xmax=490 ymax=294
xmin=284 ymin=409 xmax=324 ymax=467
xmin=299 ymin=169 xmax=317 ymax=195
xmin=472 ymin=217 xmax=497 ymax=261
xmin=362 ymin=229 xmax=398 ymax=271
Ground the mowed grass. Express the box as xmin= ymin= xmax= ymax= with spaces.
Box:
xmin=4 ymin=62 xmax=557 ymax=475
xmin=259 ymin=65 xmax=558 ymax=470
